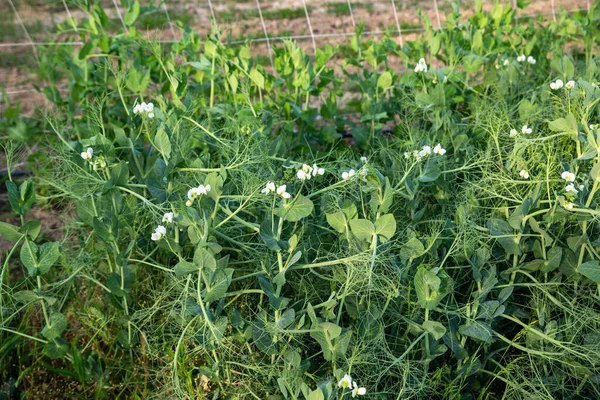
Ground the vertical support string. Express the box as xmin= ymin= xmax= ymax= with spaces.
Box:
xmin=302 ymin=0 xmax=317 ymax=56
xmin=207 ymin=0 xmax=217 ymax=28
xmin=255 ymin=0 xmax=275 ymax=71
xmin=346 ymin=0 xmax=356 ymax=28
xmin=61 ymin=0 xmax=78 ymax=33
xmin=162 ymin=2 xmax=177 ymax=40
xmin=550 ymin=0 xmax=557 ymax=22
xmin=6 ymin=0 xmax=39 ymax=65
xmin=391 ymin=0 xmax=404 ymax=46
xmin=432 ymin=0 xmax=442 ymax=30
xmin=111 ymin=0 xmax=128 ymax=32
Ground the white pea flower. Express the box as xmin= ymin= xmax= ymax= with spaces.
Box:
xmin=413 ymin=150 xmax=423 ymax=162
xmin=317 ymin=167 xmax=325 ymax=175
xmin=565 ymin=80 xmax=575 ymax=89
xmin=550 ymin=79 xmax=563 ymax=90
xmin=197 ymin=184 xmax=211 ymax=195
xmin=188 ymin=187 xmax=200 ymax=200
xmin=565 ymin=184 xmax=578 ymax=194
xmin=151 ymin=225 xmax=167 ymax=241
xmin=561 ymin=171 xmax=576 ymax=182
xmin=338 ymin=375 xmax=353 ymax=389
xmin=81 ymin=148 xmax=93 ymax=160
xmin=351 ymin=381 xmax=366 ymax=397
xmin=404 ymin=152 xmax=411 ymax=159
xmin=342 ymin=169 xmax=356 ymax=180
xmin=185 ymin=200 xmax=193 ymax=207
xmin=519 ymin=170 xmax=529 ymax=179
xmin=261 ymin=181 xmax=276 ymax=194
xmin=133 ymin=101 xmax=157 ymax=117
xmin=516 ymin=54 xmax=526 ymax=62
xmin=521 ymin=125 xmax=532 ymax=134
xmin=418 ymin=145 xmax=432 ymax=158
xmin=579 ymin=184 xmax=585 ymax=191
xmin=564 ymin=202 xmax=574 ymax=210
xmin=360 ymin=156 xmax=368 ymax=163
xmin=433 ymin=143 xmax=446 ymax=155
xmin=527 ymin=56 xmax=536 ymax=65
xmin=414 ymin=58 xmax=428 ymax=73
xmin=297 ymin=169 xmax=309 ymax=181
xmin=276 ymin=185 xmax=291 ymax=199
xmin=509 ymin=129 xmax=518 ymax=137
xmin=503 ymin=59 xmax=510 ymax=66
xmin=162 ymin=212 xmax=174 ymax=224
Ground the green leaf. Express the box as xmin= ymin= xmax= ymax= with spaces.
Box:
xmin=174 ymin=261 xmax=197 ymax=277
xmin=377 ymin=71 xmax=393 ymax=91
xmin=41 ymin=312 xmax=67 ymax=340
xmin=44 ymin=338 xmax=69 ymax=359
xmin=13 ymin=290 xmax=39 ymax=304
xmin=0 ymin=221 xmax=24 ymax=242
xmin=306 ymin=388 xmax=324 ymax=400
xmin=204 ymin=269 xmax=232 ymax=302
xmin=375 ymin=214 xmax=396 ymax=242
xmin=260 ymin=219 xmax=282 ymax=251
xmin=578 ymin=261 xmax=600 ymax=283
xmin=423 ymin=320 xmax=446 ymax=340
xmin=319 ymin=322 xmax=342 ymax=340
xmin=275 ymin=195 xmax=314 ymax=222
xmin=399 ymin=237 xmax=425 ymax=261
xmin=124 ymin=0 xmax=140 ymax=26
xmin=548 ymin=113 xmax=577 ymax=135
xmin=20 ymin=240 xmax=39 ymax=276
xmin=7 ymin=180 xmax=35 ymax=215
xmin=414 ymin=267 xmax=453 ymax=310
xmin=591 ymin=163 xmax=600 ymax=182
xmin=19 ymin=220 xmax=41 ymax=240
xmin=37 ymin=242 xmax=60 ymax=275
xmin=419 ymin=163 xmax=441 ymax=182
xmin=194 ymin=247 xmax=217 ymax=271
xmin=154 ymin=127 xmax=172 ymax=160
xmin=349 ymin=219 xmax=375 ymax=242
xmin=325 ymin=212 xmax=347 ymax=233
xmin=541 ymin=247 xmax=562 ymax=273
xmin=487 ymin=218 xmax=521 ymax=255
xmin=249 ymin=69 xmax=265 ymax=89
xmin=458 ymin=320 xmax=492 ymax=343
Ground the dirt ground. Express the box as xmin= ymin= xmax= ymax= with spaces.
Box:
xmin=0 ymin=0 xmax=591 ymax=115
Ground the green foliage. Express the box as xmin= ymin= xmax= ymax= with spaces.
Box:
xmin=2 ymin=1 xmax=600 ymax=399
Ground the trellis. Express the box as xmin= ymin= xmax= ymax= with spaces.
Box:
xmin=0 ymin=0 xmax=592 ymax=102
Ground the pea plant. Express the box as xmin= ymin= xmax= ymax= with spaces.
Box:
xmin=1 ymin=1 xmax=600 ymax=399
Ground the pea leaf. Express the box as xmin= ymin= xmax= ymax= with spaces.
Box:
xmin=41 ymin=312 xmax=67 ymax=340
xmin=578 ymin=261 xmax=600 ymax=283
xmin=154 ymin=127 xmax=172 ymax=160
xmin=0 ymin=221 xmax=24 ymax=242
xmin=377 ymin=71 xmax=393 ymax=91
xmin=194 ymin=247 xmax=217 ymax=271
xmin=458 ymin=320 xmax=492 ymax=343
xmin=375 ymin=214 xmax=396 ymax=242
xmin=44 ymin=338 xmax=69 ymax=359
xmin=548 ymin=113 xmax=577 ymax=135
xmin=275 ymin=195 xmax=314 ymax=222
xmin=174 ymin=261 xmax=197 ymax=277
xmin=423 ymin=320 xmax=446 ymax=340
xmin=349 ymin=219 xmax=375 ymax=242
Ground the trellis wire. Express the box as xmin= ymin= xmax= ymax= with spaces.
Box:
xmin=255 ymin=0 xmax=275 ymax=71
xmin=5 ymin=0 xmax=39 ymax=66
